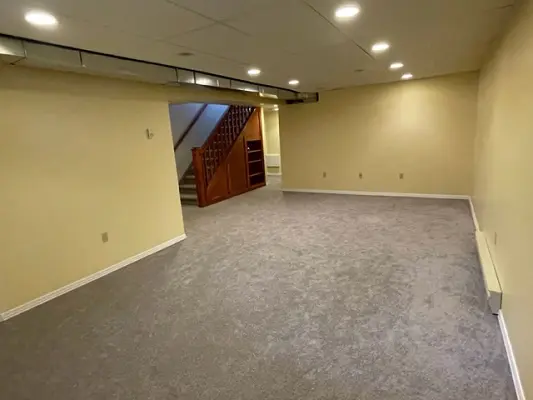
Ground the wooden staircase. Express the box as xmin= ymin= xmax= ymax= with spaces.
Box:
xmin=179 ymin=166 xmax=198 ymax=205
xmin=177 ymin=104 xmax=265 ymax=207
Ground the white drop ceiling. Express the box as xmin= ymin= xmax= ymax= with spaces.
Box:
xmin=0 ymin=0 xmax=515 ymax=92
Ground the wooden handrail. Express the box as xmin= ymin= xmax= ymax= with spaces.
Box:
xmin=174 ymin=104 xmax=209 ymax=151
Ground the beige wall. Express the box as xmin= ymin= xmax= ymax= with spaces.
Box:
xmin=280 ymin=72 xmax=478 ymax=195
xmin=261 ymin=107 xmax=282 ymax=174
xmin=262 ymin=108 xmax=281 ymax=155
xmin=474 ymin=1 xmax=533 ymax=397
xmin=0 ymin=66 xmax=186 ymax=313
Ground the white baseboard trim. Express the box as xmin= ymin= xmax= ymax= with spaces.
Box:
xmin=267 ymin=172 xmax=282 ymax=176
xmin=475 ymin=230 xmax=502 ymax=315
xmin=282 ymin=188 xmax=470 ymax=200
xmin=499 ymin=312 xmax=526 ymax=400
xmin=0 ymin=233 xmax=187 ymax=322
xmin=471 ymin=200 xmax=521 ymax=398
xmin=469 ymin=198 xmax=480 ymax=231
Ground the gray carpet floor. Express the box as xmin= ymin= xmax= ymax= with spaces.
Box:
xmin=0 ymin=178 xmax=516 ymax=399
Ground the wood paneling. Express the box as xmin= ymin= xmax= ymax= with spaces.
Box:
xmin=243 ymin=112 xmax=262 ymax=141
xmin=192 ymin=148 xmax=207 ymax=206
xmin=227 ymin=136 xmax=248 ymax=195
xmin=206 ymin=162 xmax=229 ymax=204
xmin=193 ymin=106 xmax=265 ymax=207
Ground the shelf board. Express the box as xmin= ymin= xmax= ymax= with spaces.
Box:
xmin=249 ymin=172 xmax=265 ymax=178
xmin=250 ymin=182 xmax=266 ymax=190
xmin=248 ymin=159 xmax=262 ymax=164
xmin=247 ymin=149 xmax=262 ymax=154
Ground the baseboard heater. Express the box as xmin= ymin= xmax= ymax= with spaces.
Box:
xmin=475 ymin=230 xmax=502 ymax=315
xmin=265 ymin=154 xmax=281 ymax=168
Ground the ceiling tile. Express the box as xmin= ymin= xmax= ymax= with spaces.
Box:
xmin=169 ymin=50 xmax=292 ymax=89
xmin=290 ymin=41 xmax=373 ymax=67
xmin=167 ymin=0 xmax=277 ymax=21
xmin=260 ymin=41 xmax=374 ymax=89
xmin=0 ymin=0 xmax=186 ymax=66
xmin=167 ymin=24 xmax=284 ymax=66
xmin=305 ymin=0 xmax=513 ymax=54
xmin=169 ymin=49 xmax=247 ymax=78
xmin=22 ymin=0 xmax=214 ymax=39
xmin=225 ymin=0 xmax=347 ymax=53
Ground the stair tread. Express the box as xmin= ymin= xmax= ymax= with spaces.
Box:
xmin=180 ymin=183 xmax=196 ymax=190
xmin=180 ymin=193 xmax=197 ymax=200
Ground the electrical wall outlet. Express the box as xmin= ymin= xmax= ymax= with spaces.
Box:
xmin=323 ymin=171 xmax=327 ymax=178
xmin=101 ymin=232 xmax=109 ymax=243
xmin=399 ymin=173 xmax=404 ymax=180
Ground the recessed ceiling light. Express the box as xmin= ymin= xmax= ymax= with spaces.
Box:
xmin=389 ymin=62 xmax=404 ymax=70
xmin=288 ymin=79 xmax=299 ymax=86
xmin=25 ymin=10 xmax=58 ymax=27
xmin=371 ymin=41 xmax=390 ymax=53
xmin=335 ymin=5 xmax=360 ymax=19
xmin=401 ymin=73 xmax=414 ymax=80
xmin=247 ymin=68 xmax=261 ymax=77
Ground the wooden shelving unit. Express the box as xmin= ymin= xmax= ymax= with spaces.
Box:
xmin=246 ymin=139 xmax=266 ymax=187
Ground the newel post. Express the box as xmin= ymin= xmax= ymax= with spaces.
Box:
xmin=191 ymin=148 xmax=208 ymax=207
